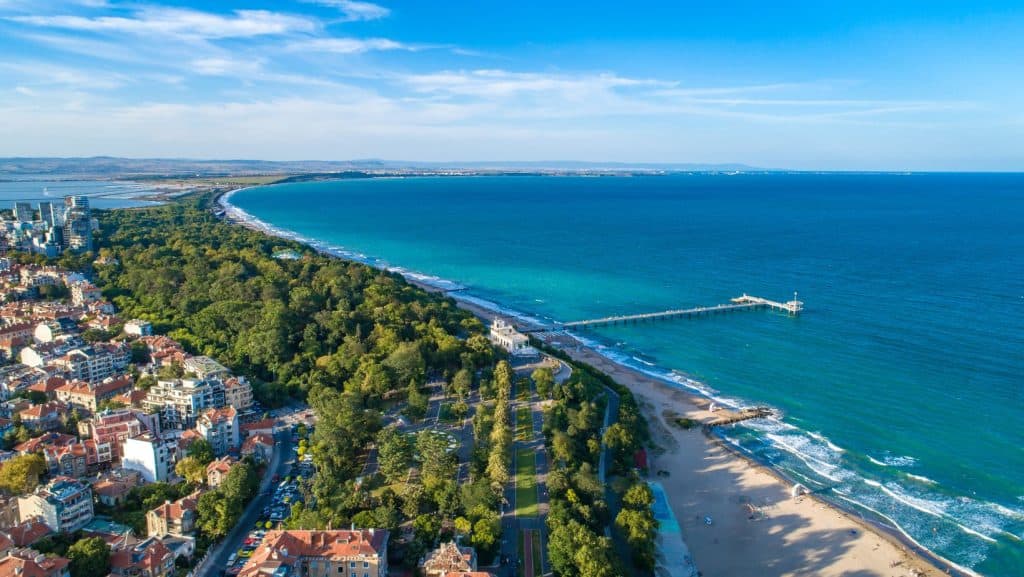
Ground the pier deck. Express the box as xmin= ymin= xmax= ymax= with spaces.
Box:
xmin=555 ymin=293 xmax=803 ymax=330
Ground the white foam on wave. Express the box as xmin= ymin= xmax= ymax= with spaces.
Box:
xmin=832 ymin=492 xmax=986 ymax=577
xmin=884 ymin=455 xmax=918 ymax=467
xmin=765 ymin=432 xmax=851 ymax=483
xmin=875 ymin=483 xmax=999 ymax=545
xmin=905 ymin=473 xmax=937 ymax=485
xmin=868 ymin=453 xmax=918 ymax=468
xmin=632 ymin=356 xmax=656 ymax=367
xmin=807 ymin=430 xmax=845 ymax=453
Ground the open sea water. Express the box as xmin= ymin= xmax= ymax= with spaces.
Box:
xmin=230 ymin=174 xmax=1024 ymax=576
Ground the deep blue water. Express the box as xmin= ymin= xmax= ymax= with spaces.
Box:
xmin=231 ymin=174 xmax=1024 ymax=576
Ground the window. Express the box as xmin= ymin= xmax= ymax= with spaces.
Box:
xmin=349 ymin=562 xmax=355 ymax=568
xmin=362 ymin=563 xmax=368 ymax=568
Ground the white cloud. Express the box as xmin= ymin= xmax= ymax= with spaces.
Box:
xmin=291 ymin=37 xmax=413 ymax=54
xmin=0 ymin=94 xmax=1005 ymax=170
xmin=306 ymin=0 xmax=390 ymax=21
xmin=0 ymin=61 xmax=128 ymax=90
xmin=191 ymin=57 xmax=263 ymax=76
xmin=400 ymin=69 xmax=669 ymax=98
xmin=10 ymin=7 xmax=316 ymax=40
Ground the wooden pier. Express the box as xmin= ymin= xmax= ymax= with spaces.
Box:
xmin=556 ymin=293 xmax=803 ymax=330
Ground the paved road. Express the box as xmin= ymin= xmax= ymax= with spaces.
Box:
xmin=496 ymin=368 xmax=552 ymax=577
xmin=598 ymin=386 xmax=620 ymax=483
xmin=195 ymin=431 xmax=292 ymax=577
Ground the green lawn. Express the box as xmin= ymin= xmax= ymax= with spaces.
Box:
xmin=515 ymin=450 xmax=539 ymax=518
xmin=516 ymin=406 xmax=532 ymax=442
xmin=438 ymin=402 xmax=457 ymax=423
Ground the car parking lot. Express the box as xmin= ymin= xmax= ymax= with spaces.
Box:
xmin=223 ymin=424 xmax=315 ymax=577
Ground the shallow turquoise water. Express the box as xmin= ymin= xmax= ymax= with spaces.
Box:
xmin=232 ymin=174 xmax=1024 ymax=575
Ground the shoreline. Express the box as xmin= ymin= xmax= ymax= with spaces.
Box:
xmin=214 ymin=186 xmax=959 ymax=577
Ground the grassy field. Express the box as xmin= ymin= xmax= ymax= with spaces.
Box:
xmin=515 ymin=450 xmax=538 ymax=518
xmin=515 ymin=406 xmax=532 ymax=442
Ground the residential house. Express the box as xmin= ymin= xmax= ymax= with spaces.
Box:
xmin=50 ymin=344 xmax=131 ymax=383
xmin=17 ymin=477 xmax=94 ymax=533
xmin=26 ymin=377 xmax=66 ymax=401
xmin=55 ymin=376 xmax=133 ymax=412
xmin=32 ymin=319 xmax=77 ymax=345
xmin=205 ymin=456 xmax=235 ymax=488
xmin=239 ymin=418 xmax=277 ymax=439
xmin=123 ymin=320 xmax=152 ymax=337
xmin=13 ymin=433 xmax=76 ymax=457
xmin=121 ymin=434 xmax=172 ymax=484
xmin=135 ymin=337 xmax=186 ymax=368
xmin=68 ymin=283 xmax=102 ymax=308
xmin=142 ymin=378 xmax=225 ymax=429
xmin=18 ymin=401 xmax=68 ymax=432
xmin=43 ymin=439 xmax=110 ymax=478
xmin=0 ymin=365 xmax=45 ymax=401
xmin=237 ymin=530 xmax=389 ymax=577
xmin=0 ymin=548 xmax=70 ymax=577
xmin=78 ymin=409 xmax=148 ymax=462
xmin=240 ymin=433 xmax=274 ymax=465
xmin=145 ymin=493 xmax=198 ymax=538
xmin=3 ymin=520 xmax=51 ymax=548
xmin=181 ymin=356 xmax=230 ymax=379
xmin=420 ymin=542 xmax=480 ymax=577
xmin=109 ymin=537 xmax=174 ymax=577
xmin=223 ymin=377 xmax=253 ymax=411
xmin=91 ymin=469 xmax=141 ymax=507
xmin=195 ymin=407 xmax=238 ymax=457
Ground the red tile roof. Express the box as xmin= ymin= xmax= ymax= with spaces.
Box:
xmin=240 ymin=419 xmax=276 ymax=433
xmin=14 ymin=433 xmax=76 ymax=454
xmin=239 ymin=530 xmax=388 ymax=577
xmin=5 ymin=520 xmax=52 ymax=548
xmin=147 ymin=493 xmax=199 ymax=524
xmin=0 ymin=548 xmax=70 ymax=577
xmin=109 ymin=538 xmax=171 ymax=576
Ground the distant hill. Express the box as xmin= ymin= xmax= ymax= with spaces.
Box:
xmin=0 ymin=156 xmax=766 ymax=178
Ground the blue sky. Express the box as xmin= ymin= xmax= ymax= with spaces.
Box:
xmin=0 ymin=1 xmax=1021 ymax=169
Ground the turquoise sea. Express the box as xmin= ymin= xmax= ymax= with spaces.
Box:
xmin=230 ymin=174 xmax=1024 ymax=576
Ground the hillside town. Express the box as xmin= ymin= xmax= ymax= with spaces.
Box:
xmin=0 ymin=258 xmax=502 ymax=577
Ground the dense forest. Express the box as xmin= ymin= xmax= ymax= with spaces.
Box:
xmin=95 ymin=194 xmax=489 ymax=406
xmin=92 ymin=194 xmax=654 ymax=574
